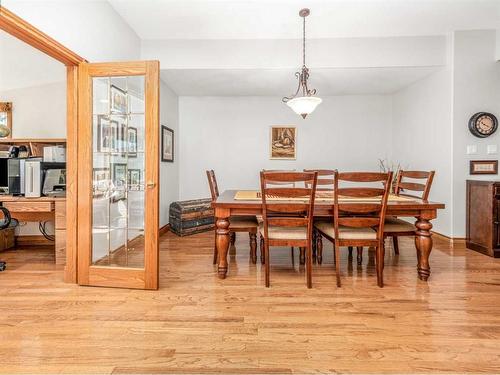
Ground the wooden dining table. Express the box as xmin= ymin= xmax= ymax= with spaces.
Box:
xmin=212 ymin=189 xmax=445 ymax=281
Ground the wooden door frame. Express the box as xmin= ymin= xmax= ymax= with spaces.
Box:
xmin=0 ymin=6 xmax=86 ymax=283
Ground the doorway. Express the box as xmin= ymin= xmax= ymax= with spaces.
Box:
xmin=0 ymin=6 xmax=161 ymax=289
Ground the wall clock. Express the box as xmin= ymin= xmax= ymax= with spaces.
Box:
xmin=468 ymin=112 xmax=498 ymax=138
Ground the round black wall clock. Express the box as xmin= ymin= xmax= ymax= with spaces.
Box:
xmin=468 ymin=112 xmax=498 ymax=138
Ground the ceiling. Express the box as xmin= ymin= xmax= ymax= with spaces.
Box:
xmin=0 ymin=31 xmax=66 ymax=92
xmin=160 ymin=66 xmax=440 ymax=96
xmin=109 ymin=0 xmax=500 ymax=40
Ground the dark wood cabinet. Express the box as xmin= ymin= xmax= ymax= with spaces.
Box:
xmin=466 ymin=180 xmax=500 ymax=257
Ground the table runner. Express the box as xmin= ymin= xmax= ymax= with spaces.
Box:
xmin=234 ymin=190 xmax=415 ymax=203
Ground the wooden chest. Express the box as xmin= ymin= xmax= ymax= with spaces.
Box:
xmin=466 ymin=180 xmax=500 ymax=257
xmin=0 ymin=227 xmax=16 ymax=251
xmin=169 ymin=198 xmax=214 ymax=236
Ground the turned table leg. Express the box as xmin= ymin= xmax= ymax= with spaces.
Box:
xmin=216 ymin=210 xmax=231 ymax=279
xmin=415 ymin=217 xmax=433 ymax=281
xmin=316 ymin=234 xmax=323 ymax=264
xmin=249 ymin=233 xmax=257 ymax=264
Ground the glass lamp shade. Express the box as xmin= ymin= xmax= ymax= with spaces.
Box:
xmin=286 ymin=96 xmax=322 ymax=118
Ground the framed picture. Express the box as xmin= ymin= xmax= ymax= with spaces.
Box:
xmin=0 ymin=102 xmax=12 ymax=138
xmin=110 ymin=85 xmax=128 ymax=114
xmin=111 ymin=163 xmax=127 ymax=202
xmin=470 ymin=160 xmax=498 ymax=175
xmin=161 ymin=125 xmax=174 ymax=162
xmin=92 ymin=168 xmax=110 ymax=198
xmin=128 ymin=169 xmax=141 ymax=190
xmin=127 ymin=126 xmax=138 ymax=157
xmin=97 ymin=115 xmax=119 ymax=153
xmin=270 ymin=126 xmax=296 ymax=160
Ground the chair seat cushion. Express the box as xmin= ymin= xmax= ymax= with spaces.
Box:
xmin=229 ymin=216 xmax=258 ymax=229
xmin=315 ymin=221 xmax=377 ymax=240
xmin=259 ymin=224 xmax=307 ymax=240
xmin=384 ymin=217 xmax=415 ymax=233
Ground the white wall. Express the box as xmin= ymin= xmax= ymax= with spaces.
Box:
xmin=392 ymin=66 xmax=453 ymax=236
xmin=178 ymin=95 xmax=392 ymax=200
xmin=0 ymin=81 xmax=66 ymax=138
xmin=2 ymin=0 xmax=141 ymax=62
xmin=452 ymin=30 xmax=500 ymax=237
xmin=160 ymin=81 xmax=179 ymax=227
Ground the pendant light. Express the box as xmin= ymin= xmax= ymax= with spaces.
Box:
xmin=282 ymin=8 xmax=322 ymax=119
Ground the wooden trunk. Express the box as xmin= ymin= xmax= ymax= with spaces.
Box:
xmin=466 ymin=180 xmax=500 ymax=258
xmin=169 ymin=199 xmax=215 ymax=236
xmin=0 ymin=227 xmax=16 ymax=251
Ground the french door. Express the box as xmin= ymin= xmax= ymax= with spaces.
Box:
xmin=77 ymin=61 xmax=159 ymax=289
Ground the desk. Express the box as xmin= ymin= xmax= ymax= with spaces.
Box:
xmin=213 ymin=190 xmax=445 ymax=281
xmin=0 ymin=196 xmax=66 ymax=265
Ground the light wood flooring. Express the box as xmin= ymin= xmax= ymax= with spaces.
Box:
xmin=0 ymin=232 xmax=499 ymax=374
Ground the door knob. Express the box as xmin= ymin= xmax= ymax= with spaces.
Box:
xmin=147 ymin=181 xmax=156 ymax=188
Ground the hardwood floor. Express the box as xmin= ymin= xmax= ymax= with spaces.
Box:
xmin=0 ymin=232 xmax=499 ymax=374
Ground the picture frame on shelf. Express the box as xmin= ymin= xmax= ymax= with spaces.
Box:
xmin=0 ymin=102 xmax=12 ymax=139
xmin=161 ymin=125 xmax=174 ymax=162
xmin=110 ymin=85 xmax=128 ymax=114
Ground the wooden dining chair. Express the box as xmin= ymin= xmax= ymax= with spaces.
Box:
xmin=259 ymin=171 xmax=318 ymax=288
xmin=314 ymin=171 xmax=392 ymax=287
xmin=383 ymin=170 xmax=435 ymax=254
xmin=258 ymin=169 xmax=296 ymax=265
xmin=303 ymin=169 xmax=336 ymax=264
xmin=206 ymin=170 xmax=258 ymax=264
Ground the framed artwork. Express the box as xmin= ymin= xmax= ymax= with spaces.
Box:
xmin=92 ymin=168 xmax=110 ymax=198
xmin=128 ymin=169 xmax=141 ymax=190
xmin=111 ymin=163 xmax=127 ymax=202
xmin=270 ymin=126 xmax=296 ymax=160
xmin=161 ymin=125 xmax=174 ymax=162
xmin=97 ymin=115 xmax=118 ymax=153
xmin=470 ymin=160 xmax=498 ymax=175
xmin=127 ymin=126 xmax=138 ymax=157
xmin=110 ymin=85 xmax=128 ymax=114
xmin=0 ymin=102 xmax=12 ymax=138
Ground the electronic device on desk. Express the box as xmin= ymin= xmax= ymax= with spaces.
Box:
xmin=8 ymin=158 xmax=31 ymax=195
xmin=43 ymin=169 xmax=66 ymax=197
xmin=0 ymin=158 xmax=8 ymax=195
xmin=25 ymin=161 xmax=66 ymax=198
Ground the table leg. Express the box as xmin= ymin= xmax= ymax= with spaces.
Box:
xmin=216 ymin=210 xmax=230 ymax=279
xmin=415 ymin=217 xmax=433 ymax=281
xmin=249 ymin=233 xmax=257 ymax=264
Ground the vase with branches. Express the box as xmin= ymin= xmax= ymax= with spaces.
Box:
xmin=378 ymin=159 xmax=405 ymax=193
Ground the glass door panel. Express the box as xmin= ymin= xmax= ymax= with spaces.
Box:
xmin=78 ymin=61 xmax=159 ymax=289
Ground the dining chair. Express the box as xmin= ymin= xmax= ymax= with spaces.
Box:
xmin=259 ymin=171 xmax=318 ymax=288
xmin=206 ymin=170 xmax=258 ymax=264
xmin=383 ymin=170 xmax=435 ymax=254
xmin=258 ymin=169 xmax=296 ymax=265
xmin=314 ymin=171 xmax=392 ymax=287
xmin=303 ymin=169 xmax=337 ymax=264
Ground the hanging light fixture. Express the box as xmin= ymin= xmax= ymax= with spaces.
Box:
xmin=282 ymin=8 xmax=322 ymax=119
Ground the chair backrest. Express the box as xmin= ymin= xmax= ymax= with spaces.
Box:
xmin=262 ymin=169 xmax=296 ymax=187
xmin=303 ymin=169 xmax=335 ymax=190
xmin=206 ymin=170 xmax=219 ymax=201
xmin=333 ymin=171 xmax=393 ymax=241
xmin=260 ymin=171 xmax=318 ymax=240
xmin=394 ymin=170 xmax=435 ymax=200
